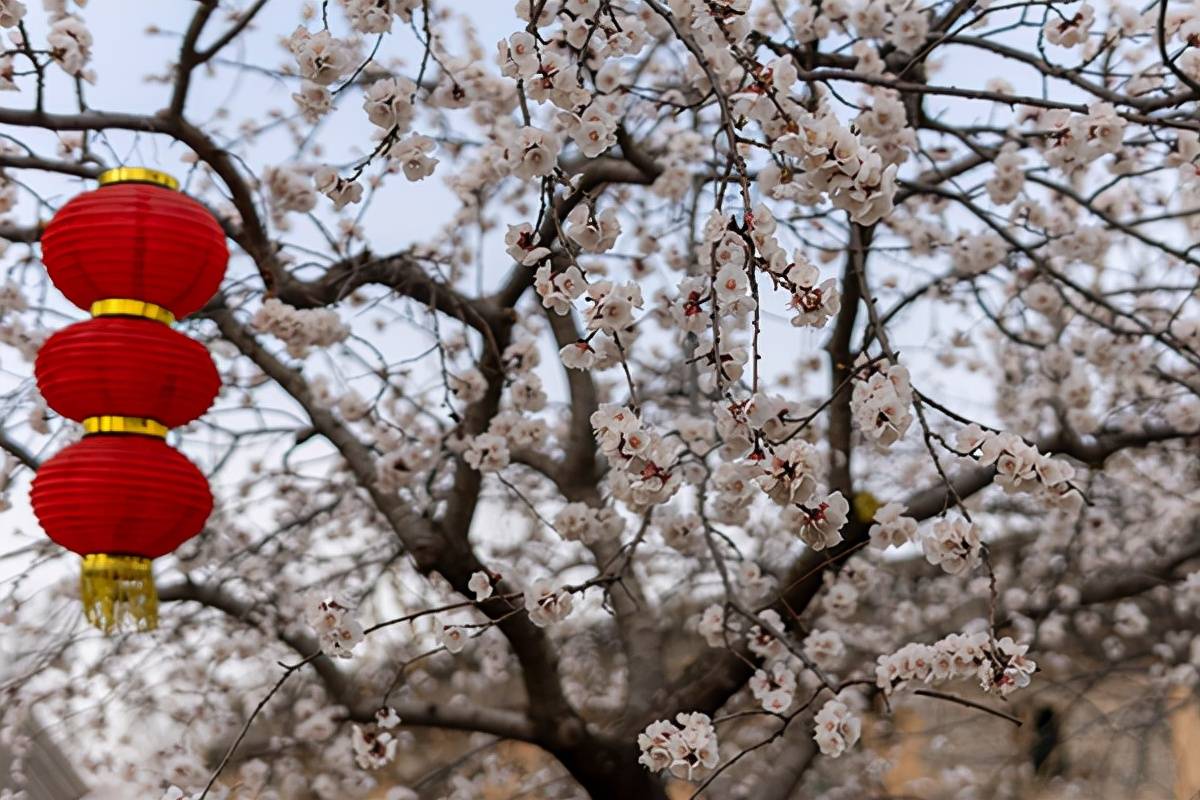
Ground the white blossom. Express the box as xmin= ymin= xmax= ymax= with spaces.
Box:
xmin=286 ymin=27 xmax=354 ymax=86
xmin=307 ymin=596 xmax=364 ymax=658
xmin=565 ymin=204 xmax=620 ymax=253
xmin=506 ymin=126 xmax=561 ymax=180
xmin=525 ymin=578 xmax=573 ymax=626
xmin=759 ymin=440 xmax=821 ymax=506
xmin=313 ymin=166 xmax=364 ymax=209
xmin=787 ymin=261 xmax=841 ymax=329
xmin=351 ymin=724 xmax=397 ymax=769
xmin=47 ymin=15 xmax=92 ymax=79
xmin=390 ymin=134 xmax=439 ymax=181
xmin=0 ymin=0 xmax=25 ymax=28
xmin=293 ymin=81 xmax=333 ymax=121
xmin=464 ymin=433 xmax=510 ymax=472
xmin=813 ymin=698 xmax=861 ymax=757
xmin=749 ymin=663 xmax=796 ymax=713
xmin=507 ymin=223 xmax=552 ymax=266
xmin=869 ymin=502 xmax=918 ymax=549
xmin=921 ymin=516 xmax=982 ymax=576
xmin=803 ymin=629 xmax=845 ymax=669
xmin=787 ymin=490 xmax=849 ymax=551
xmin=697 ymin=603 xmax=731 ymax=647
xmin=437 ymin=623 xmax=467 ymax=653
xmin=469 ymin=571 xmax=493 ymax=601
xmin=1043 ymin=3 xmax=1094 ymax=48
xmin=363 ymin=76 xmax=417 ymax=130
xmin=535 ymin=263 xmax=587 ymax=313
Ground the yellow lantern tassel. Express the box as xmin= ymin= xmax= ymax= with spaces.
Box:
xmin=852 ymin=491 xmax=882 ymax=524
xmin=80 ymin=554 xmax=158 ymax=632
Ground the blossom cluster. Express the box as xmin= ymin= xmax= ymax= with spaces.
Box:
xmin=955 ymin=424 xmax=1078 ymax=507
xmin=785 ymin=261 xmax=842 ymax=329
xmin=746 ymin=609 xmax=789 ymax=662
xmin=341 ymin=0 xmax=420 ymax=33
xmin=708 ymin=461 xmax=759 ymax=525
xmin=581 ymin=280 xmax=643 ymax=336
xmin=313 ymin=166 xmax=364 ymax=210
xmin=1036 ymin=103 xmax=1127 ymax=174
xmin=565 ymin=205 xmax=621 ymax=253
xmin=554 ymin=502 xmax=624 ymax=545
xmin=4 ymin=6 xmax=95 ymax=83
xmin=986 ymin=142 xmax=1027 ymax=205
xmin=813 ymin=698 xmax=862 ymax=758
xmin=850 ymin=361 xmax=914 ymax=448
xmin=803 ymin=629 xmax=845 ymax=669
xmin=758 ymin=440 xmax=821 ymax=506
xmin=252 ymin=298 xmax=351 ymax=358
xmin=696 ymin=603 xmax=733 ymax=648
xmin=375 ymin=440 xmax=437 ymax=491
xmin=262 ymin=166 xmax=317 ymax=227
xmin=306 ymin=595 xmax=364 ymax=658
xmin=637 ymin=712 xmax=720 ymax=781
xmin=749 ymin=662 xmax=797 ymax=713
xmin=463 ymin=433 xmax=509 ymax=473
xmin=875 ymin=632 xmax=1036 ymax=698
xmin=590 ymin=404 xmax=683 ymax=509
xmin=743 ymin=66 xmax=899 ymax=225
xmin=655 ymin=509 xmax=705 ymax=555
xmin=548 ymin=277 xmax=646 ymax=373
xmin=459 ymin=339 xmax=551 ymax=474
xmin=868 ymin=501 xmax=918 ymax=550
xmin=921 ymin=515 xmax=982 ymax=576
xmin=363 ymin=76 xmax=417 ymax=132
xmin=952 ymin=232 xmax=1008 ymax=275
xmin=350 ymin=707 xmax=402 ymax=770
xmin=1043 ymin=2 xmax=1093 ymax=47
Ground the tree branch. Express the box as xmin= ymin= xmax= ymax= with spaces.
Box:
xmin=157 ymin=578 xmax=539 ymax=742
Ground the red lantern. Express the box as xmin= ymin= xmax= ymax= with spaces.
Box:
xmin=30 ymin=435 xmax=213 ymax=558
xmin=31 ymin=167 xmax=227 ymax=632
xmin=40 ymin=169 xmax=227 ymax=319
xmin=30 ymin=436 xmax=213 ymax=631
xmin=35 ymin=317 xmax=220 ymax=427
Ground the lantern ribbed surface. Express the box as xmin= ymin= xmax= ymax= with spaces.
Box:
xmin=36 ymin=318 xmax=220 ymax=427
xmin=30 ymin=435 xmax=213 ymax=559
xmin=40 ymin=182 xmax=227 ymax=319
xmin=31 ymin=167 xmax=228 ymax=633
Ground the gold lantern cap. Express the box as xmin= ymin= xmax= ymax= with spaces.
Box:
xmin=97 ymin=166 xmax=179 ymax=191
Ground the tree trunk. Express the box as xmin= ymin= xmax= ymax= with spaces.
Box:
xmin=554 ymin=740 xmax=670 ymax=800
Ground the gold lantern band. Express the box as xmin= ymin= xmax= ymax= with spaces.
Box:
xmin=83 ymin=415 xmax=168 ymax=438
xmin=97 ymin=167 xmax=179 ymax=191
xmin=90 ymin=298 xmax=176 ymax=325
xmin=80 ymin=554 xmax=157 ymax=632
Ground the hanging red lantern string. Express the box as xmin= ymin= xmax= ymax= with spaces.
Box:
xmin=30 ymin=167 xmax=228 ymax=632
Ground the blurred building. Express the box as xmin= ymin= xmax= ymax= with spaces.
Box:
xmin=0 ymin=713 xmax=88 ymax=800
xmin=874 ymin=677 xmax=1200 ymax=800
